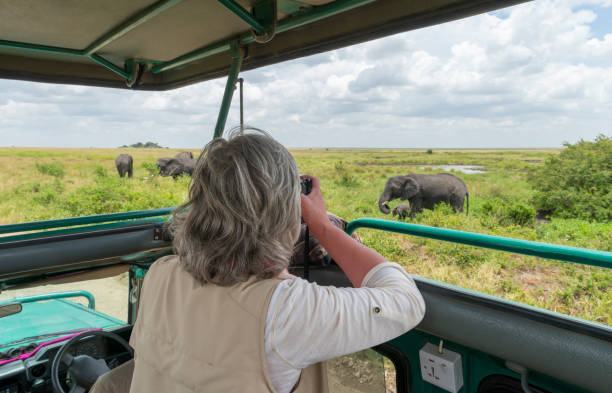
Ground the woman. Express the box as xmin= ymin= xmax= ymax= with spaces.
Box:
xmin=128 ymin=128 xmax=425 ymax=393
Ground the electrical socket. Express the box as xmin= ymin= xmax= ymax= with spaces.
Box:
xmin=419 ymin=342 xmax=463 ymax=393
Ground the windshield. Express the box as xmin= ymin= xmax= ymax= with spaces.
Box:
xmin=0 ymin=1 xmax=610 ymax=342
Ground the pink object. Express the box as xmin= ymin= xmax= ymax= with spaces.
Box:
xmin=0 ymin=328 xmax=102 ymax=366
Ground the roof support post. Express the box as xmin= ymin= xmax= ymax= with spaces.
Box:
xmin=213 ymin=42 xmax=243 ymax=139
xmin=216 ymin=0 xmax=266 ymax=34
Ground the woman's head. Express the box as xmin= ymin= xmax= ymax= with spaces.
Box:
xmin=171 ymin=127 xmax=301 ymax=285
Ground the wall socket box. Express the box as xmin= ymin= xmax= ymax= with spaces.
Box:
xmin=419 ymin=342 xmax=464 ymax=393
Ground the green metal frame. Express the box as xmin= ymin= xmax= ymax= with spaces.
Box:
xmin=152 ymin=0 xmax=376 ymax=74
xmin=0 ymin=0 xmax=184 ymax=82
xmin=214 ymin=42 xmax=244 ymax=139
xmin=0 ymin=0 xmax=375 ymax=82
xmin=0 ymin=218 xmax=166 ymax=243
xmin=0 ymin=290 xmax=96 ymax=309
xmin=0 ymin=207 xmax=174 ymax=235
xmin=345 ymin=218 xmax=612 ymax=269
xmin=393 ymin=329 xmax=594 ymax=393
xmin=217 ymin=0 xmax=267 ymax=34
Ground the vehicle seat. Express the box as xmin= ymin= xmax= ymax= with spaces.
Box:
xmin=90 ymin=359 xmax=134 ymax=393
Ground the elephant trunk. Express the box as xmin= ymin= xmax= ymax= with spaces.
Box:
xmin=378 ymin=192 xmax=391 ymax=214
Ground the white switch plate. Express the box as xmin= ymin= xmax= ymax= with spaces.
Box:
xmin=419 ymin=342 xmax=464 ymax=393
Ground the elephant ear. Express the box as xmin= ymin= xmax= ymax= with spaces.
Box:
xmin=401 ymin=177 xmax=421 ymax=199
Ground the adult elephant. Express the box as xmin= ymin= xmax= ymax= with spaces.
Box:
xmin=174 ymin=151 xmax=194 ymax=160
xmin=156 ymin=152 xmax=196 ymax=179
xmin=378 ymin=173 xmax=469 ymax=218
xmin=115 ymin=154 xmax=133 ymax=178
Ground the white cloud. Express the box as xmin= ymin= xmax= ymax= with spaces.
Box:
xmin=0 ymin=1 xmax=611 ymax=148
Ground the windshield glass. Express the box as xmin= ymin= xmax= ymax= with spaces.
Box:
xmin=0 ymin=1 xmax=610 ymax=341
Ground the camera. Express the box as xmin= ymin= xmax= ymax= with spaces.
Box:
xmin=300 ymin=178 xmax=312 ymax=195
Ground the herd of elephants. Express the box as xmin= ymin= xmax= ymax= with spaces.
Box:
xmin=114 ymin=151 xmax=469 ymax=265
xmin=114 ymin=152 xmax=469 ymax=221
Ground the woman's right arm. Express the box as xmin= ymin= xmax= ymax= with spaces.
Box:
xmin=266 ymin=176 xmax=426 ymax=368
xmin=300 ymin=175 xmax=385 ymax=287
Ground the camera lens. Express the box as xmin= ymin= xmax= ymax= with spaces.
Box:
xmin=300 ymin=178 xmax=312 ymax=195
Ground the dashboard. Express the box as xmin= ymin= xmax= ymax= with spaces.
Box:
xmin=0 ymin=327 xmax=132 ymax=393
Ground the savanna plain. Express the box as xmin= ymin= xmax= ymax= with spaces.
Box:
xmin=0 ymin=147 xmax=610 ymax=325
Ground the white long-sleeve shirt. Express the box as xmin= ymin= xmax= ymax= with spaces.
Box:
xmin=264 ymin=262 xmax=426 ymax=393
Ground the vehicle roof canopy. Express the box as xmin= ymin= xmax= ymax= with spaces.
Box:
xmin=1 ymin=0 xmax=524 ymax=90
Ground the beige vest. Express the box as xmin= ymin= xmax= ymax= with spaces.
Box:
xmin=129 ymin=255 xmax=328 ymax=393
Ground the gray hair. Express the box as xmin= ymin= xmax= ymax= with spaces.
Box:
xmin=170 ymin=127 xmax=301 ymax=285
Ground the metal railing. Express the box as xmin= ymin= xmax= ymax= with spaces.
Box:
xmin=0 ymin=290 xmax=96 ymax=309
xmin=345 ymin=218 xmax=612 ymax=269
xmin=0 ymin=208 xmax=174 ymax=235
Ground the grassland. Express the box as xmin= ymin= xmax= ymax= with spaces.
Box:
xmin=0 ymin=147 xmax=610 ymax=325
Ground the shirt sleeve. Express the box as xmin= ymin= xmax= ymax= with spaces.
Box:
xmin=265 ymin=262 xmax=425 ymax=369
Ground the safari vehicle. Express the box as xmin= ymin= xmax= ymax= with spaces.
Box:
xmin=1 ymin=1 xmax=611 ymax=393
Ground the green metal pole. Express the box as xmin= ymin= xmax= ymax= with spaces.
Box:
xmin=213 ymin=42 xmax=243 ymax=139
xmin=217 ymin=0 xmax=266 ymax=34
xmin=0 ymin=207 xmax=174 ymax=235
xmin=345 ymin=218 xmax=612 ymax=269
xmin=152 ymin=41 xmax=230 ymax=74
xmin=0 ymin=40 xmax=82 ymax=56
xmin=88 ymin=54 xmax=131 ymax=79
xmin=84 ymin=0 xmax=184 ymax=56
xmin=152 ymin=0 xmax=375 ymax=74
xmin=273 ymin=0 xmax=376 ymax=34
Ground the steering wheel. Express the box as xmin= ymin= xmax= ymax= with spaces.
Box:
xmin=51 ymin=330 xmax=133 ymax=393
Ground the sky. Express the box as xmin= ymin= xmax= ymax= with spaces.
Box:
xmin=1 ymin=0 xmax=611 ymax=149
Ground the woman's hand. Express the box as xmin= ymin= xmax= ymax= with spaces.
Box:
xmin=299 ymin=175 xmax=386 ymax=287
xmin=300 ymin=175 xmax=331 ymax=236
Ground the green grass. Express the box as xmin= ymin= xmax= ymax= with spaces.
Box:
xmin=0 ymin=147 xmax=610 ymax=325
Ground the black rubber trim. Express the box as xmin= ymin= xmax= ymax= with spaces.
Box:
xmin=478 ymin=374 xmax=551 ymax=393
xmin=414 ymin=278 xmax=612 ymax=343
xmin=373 ymin=343 xmax=411 ymax=393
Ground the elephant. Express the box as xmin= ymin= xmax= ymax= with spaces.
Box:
xmin=392 ymin=204 xmax=411 ymax=220
xmin=174 ymin=151 xmax=194 ymax=160
xmin=156 ymin=153 xmax=196 ymax=179
xmin=290 ymin=212 xmax=362 ymax=267
xmin=115 ymin=154 xmax=133 ymax=177
xmin=378 ymin=173 xmax=469 ymax=219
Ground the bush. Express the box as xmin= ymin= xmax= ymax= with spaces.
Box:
xmin=141 ymin=162 xmax=159 ymax=177
xmin=482 ymin=198 xmax=535 ymax=227
xmin=337 ymin=173 xmax=360 ymax=188
xmin=35 ymin=162 xmax=65 ymax=178
xmin=528 ymin=135 xmax=611 ymax=221
xmin=426 ymin=149 xmax=433 ymax=154
xmin=93 ymin=166 xmax=108 ymax=178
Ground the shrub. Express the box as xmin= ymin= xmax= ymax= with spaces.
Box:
xmin=141 ymin=162 xmax=159 ymax=177
xmin=426 ymin=149 xmax=433 ymax=154
xmin=482 ymin=198 xmax=535 ymax=227
xmin=93 ymin=166 xmax=108 ymax=178
xmin=528 ymin=135 xmax=611 ymax=221
xmin=337 ymin=173 xmax=360 ymax=188
xmin=35 ymin=162 xmax=65 ymax=178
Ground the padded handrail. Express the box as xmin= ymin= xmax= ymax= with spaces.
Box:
xmin=345 ymin=218 xmax=612 ymax=269
xmin=0 ymin=208 xmax=174 ymax=235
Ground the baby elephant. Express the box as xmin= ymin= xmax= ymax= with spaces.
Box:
xmin=115 ymin=154 xmax=133 ymax=178
xmin=392 ymin=204 xmax=410 ymax=220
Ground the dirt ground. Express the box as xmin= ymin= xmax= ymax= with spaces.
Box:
xmin=0 ymin=273 xmax=129 ymax=322
xmin=327 ymin=351 xmax=396 ymax=393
